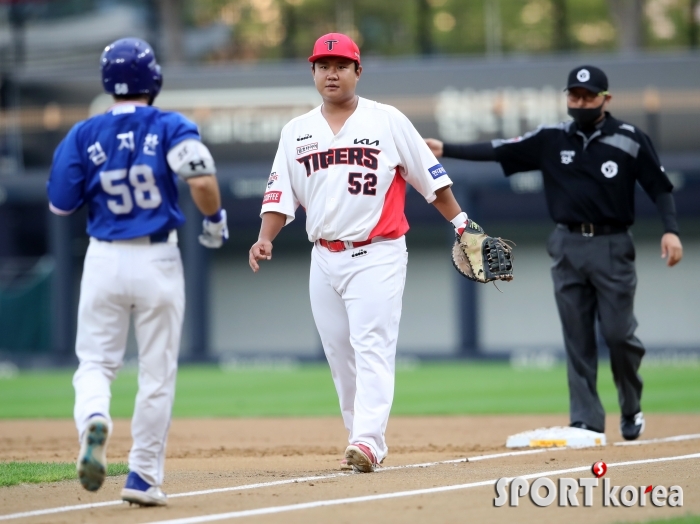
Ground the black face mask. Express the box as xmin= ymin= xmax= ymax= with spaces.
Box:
xmin=567 ymin=101 xmax=605 ymax=128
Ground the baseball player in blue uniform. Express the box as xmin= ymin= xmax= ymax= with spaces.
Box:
xmin=47 ymin=38 xmax=228 ymax=506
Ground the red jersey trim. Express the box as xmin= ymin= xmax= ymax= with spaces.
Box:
xmin=368 ymin=168 xmax=409 ymax=240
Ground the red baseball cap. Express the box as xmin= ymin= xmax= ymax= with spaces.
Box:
xmin=308 ymin=33 xmax=361 ymax=65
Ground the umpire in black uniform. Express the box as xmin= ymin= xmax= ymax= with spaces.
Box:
xmin=426 ymin=65 xmax=683 ymax=440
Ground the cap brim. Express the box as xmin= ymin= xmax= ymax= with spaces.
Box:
xmin=564 ymin=83 xmax=602 ymax=92
xmin=308 ymin=52 xmax=359 ymax=63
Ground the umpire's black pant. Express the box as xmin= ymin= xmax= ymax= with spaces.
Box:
xmin=547 ymin=225 xmax=645 ymax=432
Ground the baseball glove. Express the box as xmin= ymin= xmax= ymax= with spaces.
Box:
xmin=451 ymin=219 xmax=514 ymax=283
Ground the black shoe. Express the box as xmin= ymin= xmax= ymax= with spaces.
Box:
xmin=570 ymin=421 xmax=604 ymax=434
xmin=620 ymin=412 xmax=645 ymax=441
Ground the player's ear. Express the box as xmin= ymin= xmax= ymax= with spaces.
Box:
xmin=355 ymin=64 xmax=362 ymax=80
xmin=603 ymin=93 xmax=612 ymax=109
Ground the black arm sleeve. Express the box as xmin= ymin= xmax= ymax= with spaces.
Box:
xmin=635 ymin=131 xmax=674 ymax=199
xmin=491 ymin=127 xmax=546 ymax=176
xmin=655 ymin=192 xmax=680 ymax=236
xmin=442 ymin=142 xmax=497 ymax=161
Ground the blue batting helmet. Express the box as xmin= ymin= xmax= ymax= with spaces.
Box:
xmin=100 ymin=38 xmax=162 ymax=98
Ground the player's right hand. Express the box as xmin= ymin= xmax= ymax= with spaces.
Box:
xmin=425 ymin=138 xmax=444 ymax=158
xmin=249 ymin=239 xmax=273 ymax=272
xmin=661 ymin=232 xmax=683 ymax=267
xmin=199 ymin=209 xmax=229 ymax=249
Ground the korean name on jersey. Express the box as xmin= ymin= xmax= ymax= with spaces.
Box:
xmin=47 ymin=104 xmax=212 ymax=240
xmin=261 ymin=97 xmax=452 ymax=242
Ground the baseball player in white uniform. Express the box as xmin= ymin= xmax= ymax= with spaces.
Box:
xmin=249 ymin=33 xmax=469 ymax=472
xmin=47 ymin=38 xmax=228 ymax=505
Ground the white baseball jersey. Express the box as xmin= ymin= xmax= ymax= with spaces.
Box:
xmin=261 ymin=97 xmax=452 ymax=242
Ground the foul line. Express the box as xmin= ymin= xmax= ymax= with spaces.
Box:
xmin=0 ymin=500 xmax=123 ymax=522
xmin=0 ymin=433 xmax=696 ymax=522
xmin=614 ymin=433 xmax=700 ymax=446
xmin=0 ymin=474 xmax=347 ymax=522
xmin=0 ymin=448 xmax=555 ymax=521
xmin=146 ymin=452 xmax=700 ymax=524
xmin=380 ymin=447 xmax=567 ymax=471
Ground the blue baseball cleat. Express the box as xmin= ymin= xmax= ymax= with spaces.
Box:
xmin=77 ymin=414 xmax=109 ymax=492
xmin=121 ymin=471 xmax=168 ymax=506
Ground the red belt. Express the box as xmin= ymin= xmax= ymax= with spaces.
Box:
xmin=318 ymin=238 xmax=373 ymax=252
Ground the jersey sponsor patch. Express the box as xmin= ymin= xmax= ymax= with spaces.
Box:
xmin=267 ymin=172 xmax=278 ymax=188
xmin=263 ymin=190 xmax=282 ymax=204
xmin=297 ymin=142 xmax=318 ymax=156
xmin=428 ymin=163 xmax=447 ymax=179
xmin=354 ymin=138 xmax=380 ymax=146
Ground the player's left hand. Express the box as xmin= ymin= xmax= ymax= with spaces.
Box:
xmin=199 ymin=209 xmax=229 ymax=248
xmin=452 ymin=219 xmax=514 ymax=283
xmin=249 ymin=239 xmax=273 ymax=272
xmin=661 ymin=232 xmax=682 ymax=267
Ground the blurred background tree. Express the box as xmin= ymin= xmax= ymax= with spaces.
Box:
xmin=183 ymin=0 xmax=700 ymax=63
xmin=1 ymin=0 xmax=698 ymax=64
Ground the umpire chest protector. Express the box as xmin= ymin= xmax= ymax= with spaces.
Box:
xmin=493 ymin=113 xmax=673 ymax=227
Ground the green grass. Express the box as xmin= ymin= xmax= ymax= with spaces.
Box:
xmin=0 ymin=462 xmax=129 ymax=487
xmin=618 ymin=516 xmax=700 ymax=524
xmin=0 ymin=361 xmax=697 ymax=419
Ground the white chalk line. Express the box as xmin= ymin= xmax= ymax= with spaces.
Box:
xmin=380 ymin=447 xmax=566 ymax=471
xmin=0 ymin=474 xmax=346 ymax=522
xmin=614 ymin=433 xmax=700 ymax=446
xmin=0 ymin=448 xmax=554 ymax=521
xmin=147 ymin=452 xmax=700 ymax=524
xmin=0 ymin=432 xmax=695 ymax=521
xmin=0 ymin=500 xmax=123 ymax=522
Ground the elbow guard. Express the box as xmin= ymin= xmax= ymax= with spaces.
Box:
xmin=167 ymin=139 xmax=216 ymax=179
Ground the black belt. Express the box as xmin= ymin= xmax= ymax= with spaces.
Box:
xmin=558 ymin=223 xmax=628 ymax=237
xmin=148 ymin=230 xmax=172 ymax=243
xmin=98 ymin=230 xmax=173 ymax=243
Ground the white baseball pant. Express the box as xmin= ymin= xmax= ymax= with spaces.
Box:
xmin=73 ymin=236 xmax=184 ymax=487
xmin=309 ymin=236 xmax=407 ymax=463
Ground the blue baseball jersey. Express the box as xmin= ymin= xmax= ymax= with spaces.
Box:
xmin=47 ymin=103 xmax=200 ymax=240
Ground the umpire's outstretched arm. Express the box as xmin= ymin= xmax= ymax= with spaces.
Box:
xmin=425 ymin=137 xmax=683 ymax=267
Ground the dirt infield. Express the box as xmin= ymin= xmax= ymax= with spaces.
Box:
xmin=1 ymin=415 xmax=699 ymax=523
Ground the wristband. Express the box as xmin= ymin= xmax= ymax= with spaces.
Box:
xmin=450 ymin=212 xmax=468 ymax=229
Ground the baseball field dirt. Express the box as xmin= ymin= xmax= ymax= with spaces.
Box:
xmin=1 ymin=415 xmax=698 ymax=524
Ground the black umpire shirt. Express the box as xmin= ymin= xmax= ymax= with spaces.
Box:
xmin=490 ymin=112 xmax=673 ymax=228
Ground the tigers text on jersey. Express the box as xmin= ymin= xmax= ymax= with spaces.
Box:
xmin=261 ymin=97 xmax=452 ymax=242
xmin=47 ymin=103 xmax=203 ymax=240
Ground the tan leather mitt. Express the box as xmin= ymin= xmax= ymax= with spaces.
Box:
xmin=452 ymin=219 xmax=514 ymax=283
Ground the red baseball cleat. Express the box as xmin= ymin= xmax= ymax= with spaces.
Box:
xmin=344 ymin=443 xmax=377 ymax=473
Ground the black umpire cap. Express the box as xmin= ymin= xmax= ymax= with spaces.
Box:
xmin=565 ymin=65 xmax=609 ymax=94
